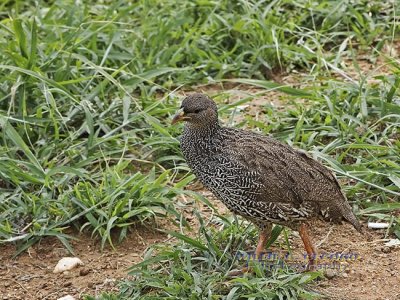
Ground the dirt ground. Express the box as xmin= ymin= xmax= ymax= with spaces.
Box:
xmin=0 ymin=224 xmax=167 ymax=300
xmin=311 ymin=224 xmax=400 ymax=300
xmin=2 ymin=183 xmax=400 ymax=300
xmin=1 ymin=195 xmax=399 ymax=300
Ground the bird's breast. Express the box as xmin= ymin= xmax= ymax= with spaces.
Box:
xmin=180 ymin=131 xmax=221 ymax=160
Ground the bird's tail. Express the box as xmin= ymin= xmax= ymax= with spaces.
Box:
xmin=343 ymin=211 xmax=362 ymax=232
xmin=338 ymin=197 xmax=362 ymax=232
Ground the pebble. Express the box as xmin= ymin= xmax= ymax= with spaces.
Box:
xmin=103 ymin=278 xmax=116 ymax=287
xmin=54 ymin=257 xmax=84 ymax=273
xmin=57 ymin=296 xmax=75 ymax=300
xmin=79 ymin=268 xmax=91 ymax=276
xmin=324 ymin=269 xmax=336 ymax=279
xmin=62 ymin=271 xmax=73 ymax=279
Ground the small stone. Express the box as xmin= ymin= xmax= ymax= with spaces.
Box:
xmin=381 ymin=247 xmax=391 ymax=253
xmin=324 ymin=269 xmax=336 ymax=279
xmin=57 ymin=296 xmax=75 ymax=300
xmin=54 ymin=257 xmax=84 ymax=273
xmin=62 ymin=271 xmax=73 ymax=279
xmin=342 ymin=272 xmax=348 ymax=278
xmin=79 ymin=268 xmax=90 ymax=276
xmin=103 ymin=278 xmax=116 ymax=287
xmin=63 ymin=281 xmax=72 ymax=287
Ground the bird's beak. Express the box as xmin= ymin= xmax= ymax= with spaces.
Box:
xmin=172 ymin=108 xmax=191 ymax=124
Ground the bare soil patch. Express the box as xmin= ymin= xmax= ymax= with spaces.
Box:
xmin=311 ymin=223 xmax=400 ymax=300
xmin=0 ymin=225 xmax=167 ymax=300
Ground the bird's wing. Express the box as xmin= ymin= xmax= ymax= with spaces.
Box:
xmin=224 ymin=129 xmax=344 ymax=206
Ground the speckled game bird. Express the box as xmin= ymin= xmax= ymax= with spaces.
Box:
xmin=172 ymin=93 xmax=361 ymax=269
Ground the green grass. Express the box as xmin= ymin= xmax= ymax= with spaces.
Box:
xmin=0 ymin=0 xmax=399 ymax=298
xmin=88 ymin=214 xmax=321 ymax=300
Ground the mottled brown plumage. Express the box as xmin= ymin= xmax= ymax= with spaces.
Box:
xmin=172 ymin=93 xmax=361 ymax=268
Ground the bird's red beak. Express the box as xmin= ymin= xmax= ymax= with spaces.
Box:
xmin=172 ymin=108 xmax=191 ymax=124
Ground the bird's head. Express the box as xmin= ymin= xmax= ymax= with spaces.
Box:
xmin=172 ymin=93 xmax=218 ymax=126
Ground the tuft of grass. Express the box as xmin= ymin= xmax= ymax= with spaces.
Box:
xmin=87 ymin=213 xmax=321 ymax=300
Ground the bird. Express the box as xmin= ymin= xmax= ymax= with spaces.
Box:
xmin=172 ymin=93 xmax=361 ymax=270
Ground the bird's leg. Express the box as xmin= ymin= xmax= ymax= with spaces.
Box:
xmin=228 ymin=223 xmax=272 ymax=277
xmin=299 ymin=223 xmax=317 ymax=271
xmin=255 ymin=223 xmax=273 ymax=260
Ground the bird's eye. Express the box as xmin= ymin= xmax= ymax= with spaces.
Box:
xmin=194 ymin=109 xmax=201 ymax=114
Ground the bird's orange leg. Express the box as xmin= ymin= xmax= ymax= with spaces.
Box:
xmin=228 ymin=223 xmax=272 ymax=276
xmin=255 ymin=224 xmax=272 ymax=259
xmin=299 ymin=223 xmax=317 ymax=271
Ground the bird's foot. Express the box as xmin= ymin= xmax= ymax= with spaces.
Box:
xmin=303 ymin=260 xmax=317 ymax=272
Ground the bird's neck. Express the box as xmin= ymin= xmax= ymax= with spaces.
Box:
xmin=181 ymin=122 xmax=222 ymax=167
xmin=184 ymin=121 xmax=220 ymax=137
